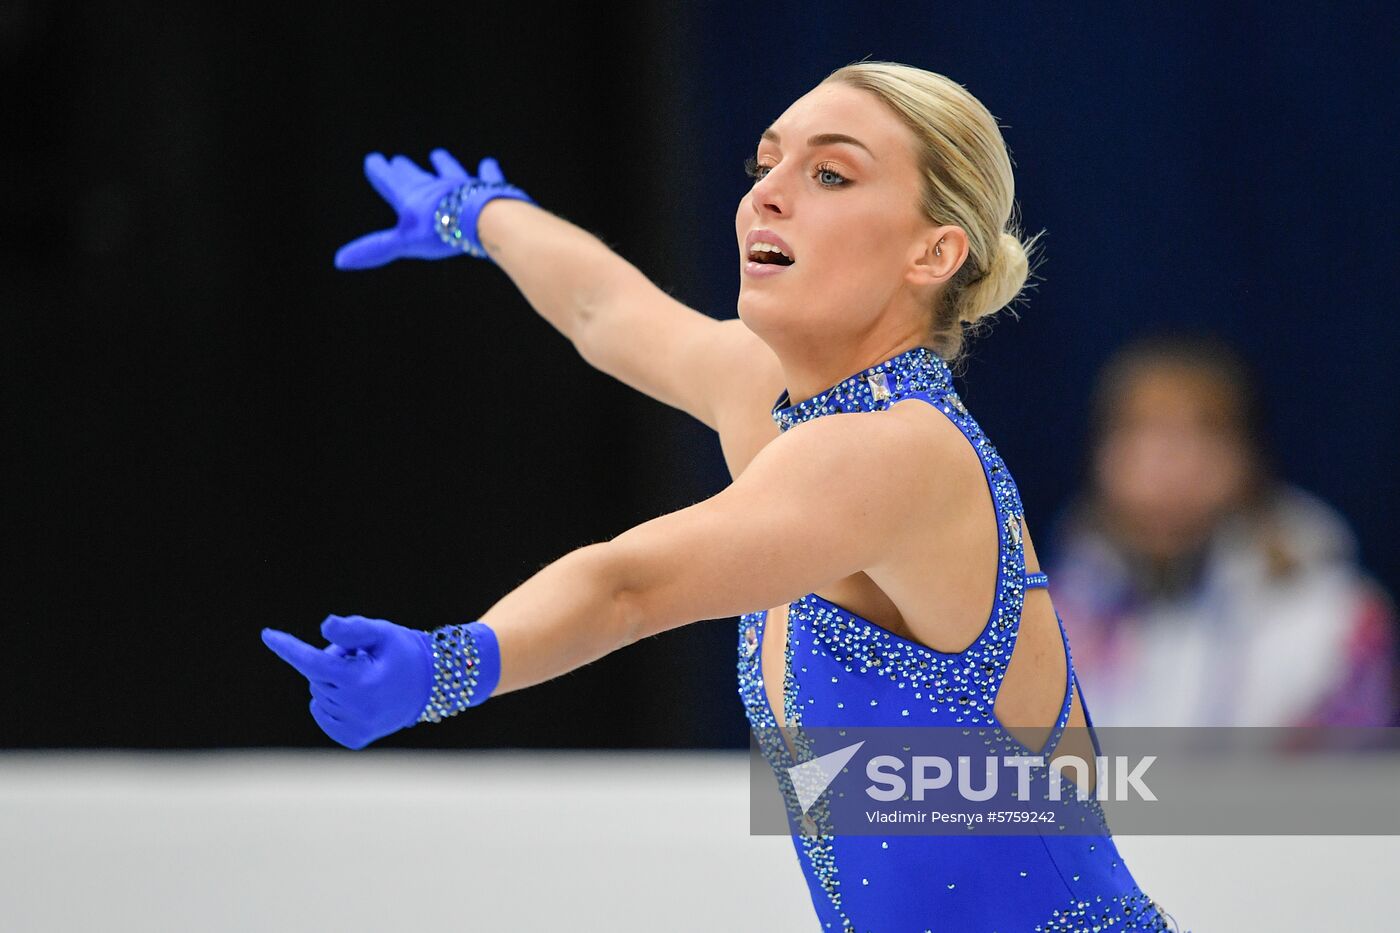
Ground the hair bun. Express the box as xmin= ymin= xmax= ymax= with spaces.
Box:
xmin=823 ymin=61 xmax=1045 ymax=364
xmin=959 ymin=230 xmax=1039 ymax=325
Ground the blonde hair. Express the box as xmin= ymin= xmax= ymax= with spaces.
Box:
xmin=822 ymin=61 xmax=1044 ymax=367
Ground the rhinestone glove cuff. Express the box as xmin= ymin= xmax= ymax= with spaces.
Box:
xmin=433 ymin=181 xmax=534 ymax=260
xmin=418 ymin=620 xmax=503 ymax=723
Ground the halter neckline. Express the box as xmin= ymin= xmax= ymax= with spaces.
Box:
xmin=770 ymin=344 xmax=955 ymax=433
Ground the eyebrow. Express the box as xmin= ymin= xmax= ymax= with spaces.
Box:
xmin=760 ymin=129 xmax=874 ymax=157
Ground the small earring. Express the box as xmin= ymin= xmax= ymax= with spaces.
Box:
xmin=935 ymin=243 xmax=943 ymax=257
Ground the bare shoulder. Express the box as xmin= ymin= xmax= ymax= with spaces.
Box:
xmin=767 ymin=403 xmax=960 ymax=497
xmin=882 ymin=395 xmax=991 ymax=507
xmin=735 ymin=403 xmax=973 ymax=570
xmin=609 ymin=399 xmax=967 ymax=637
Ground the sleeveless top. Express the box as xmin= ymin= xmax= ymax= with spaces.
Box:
xmin=735 ymin=345 xmax=1180 ymax=932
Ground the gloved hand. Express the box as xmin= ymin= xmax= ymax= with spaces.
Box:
xmin=261 ymin=614 xmax=434 ymax=750
xmin=333 ymin=149 xmax=534 ymax=269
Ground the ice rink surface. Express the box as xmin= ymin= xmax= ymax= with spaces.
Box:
xmin=1 ymin=750 xmax=1395 ymax=931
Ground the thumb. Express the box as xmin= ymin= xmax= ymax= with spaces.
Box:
xmin=334 ymin=229 xmax=398 ymax=270
xmin=321 ymin=614 xmax=389 ymax=651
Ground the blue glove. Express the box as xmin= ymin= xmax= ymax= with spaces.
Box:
xmin=261 ymin=614 xmax=502 ymax=749
xmin=333 ymin=149 xmax=534 ymax=269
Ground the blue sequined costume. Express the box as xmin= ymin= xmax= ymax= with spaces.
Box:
xmin=736 ymin=345 xmax=1178 ymax=932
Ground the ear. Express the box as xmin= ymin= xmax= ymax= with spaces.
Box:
xmin=904 ymin=225 xmax=968 ymax=288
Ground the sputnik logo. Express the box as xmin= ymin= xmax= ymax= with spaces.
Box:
xmin=786 ymin=741 xmax=866 ymax=813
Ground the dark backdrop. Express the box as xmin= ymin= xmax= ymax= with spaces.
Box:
xmin=4 ymin=1 xmax=1396 ymax=748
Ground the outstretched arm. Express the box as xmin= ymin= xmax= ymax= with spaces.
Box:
xmin=478 ymin=198 xmax=778 ymax=432
xmin=484 ymin=409 xmax=940 ymax=690
xmin=332 ymin=147 xmax=779 ymax=432
xmin=262 ymin=409 xmax=948 ymax=746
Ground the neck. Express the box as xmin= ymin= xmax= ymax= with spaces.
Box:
xmin=775 ymin=332 xmax=930 ymax=406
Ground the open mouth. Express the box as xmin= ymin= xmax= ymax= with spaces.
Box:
xmin=747 ymin=242 xmax=795 ymax=267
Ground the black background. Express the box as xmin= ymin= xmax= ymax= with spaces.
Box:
xmin=4 ymin=1 xmax=1397 ymax=748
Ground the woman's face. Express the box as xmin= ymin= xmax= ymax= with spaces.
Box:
xmin=735 ymin=82 xmax=943 ymax=346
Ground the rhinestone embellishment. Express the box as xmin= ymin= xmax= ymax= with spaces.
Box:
xmin=1005 ymin=513 xmax=1023 ymax=549
xmin=419 ymin=623 xmax=486 ymax=723
xmin=867 ymin=371 xmax=892 ymax=401
xmin=770 ymin=346 xmax=955 ymax=434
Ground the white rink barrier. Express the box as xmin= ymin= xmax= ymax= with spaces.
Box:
xmin=0 ymin=750 xmax=1396 ymax=932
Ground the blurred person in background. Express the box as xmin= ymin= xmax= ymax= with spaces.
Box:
xmin=1049 ymin=333 xmax=1398 ymax=729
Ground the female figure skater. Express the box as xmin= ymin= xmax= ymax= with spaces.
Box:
xmin=263 ymin=62 xmax=1178 ymax=931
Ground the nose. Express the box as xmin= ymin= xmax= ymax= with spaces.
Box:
xmin=750 ymin=169 xmax=786 ymax=218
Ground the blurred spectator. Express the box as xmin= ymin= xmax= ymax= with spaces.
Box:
xmin=1049 ymin=333 xmax=1398 ymax=728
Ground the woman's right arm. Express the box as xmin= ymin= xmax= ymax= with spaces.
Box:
xmin=477 ymin=199 xmax=782 ymax=436
xmin=262 ymin=401 xmax=950 ymax=749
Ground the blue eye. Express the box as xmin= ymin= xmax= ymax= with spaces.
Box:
xmin=744 ymin=156 xmax=849 ymax=188
xmin=815 ymin=164 xmax=849 ymax=187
